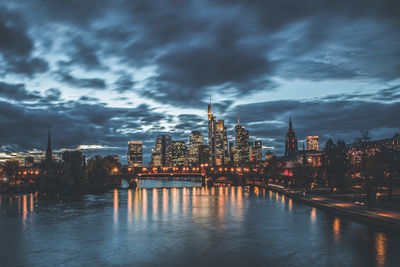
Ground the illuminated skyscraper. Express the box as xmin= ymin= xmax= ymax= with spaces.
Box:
xmin=151 ymin=134 xmax=172 ymax=167
xmin=234 ymin=115 xmax=249 ymax=166
xmin=215 ymin=120 xmax=228 ymax=166
xmin=252 ymin=140 xmax=262 ymax=162
xmin=171 ymin=140 xmax=187 ymax=167
xmin=306 ymin=136 xmax=319 ymax=151
xmin=127 ymin=141 xmax=143 ymax=167
xmin=188 ymin=131 xmax=203 ymax=166
xmin=199 ymin=144 xmax=210 ymax=165
xmin=284 ymin=117 xmax=298 ymax=159
xmin=208 ymin=97 xmax=217 ymax=166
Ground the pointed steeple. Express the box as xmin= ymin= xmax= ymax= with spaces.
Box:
xmin=237 ymin=113 xmax=240 ymax=126
xmin=289 ymin=116 xmax=292 ymax=130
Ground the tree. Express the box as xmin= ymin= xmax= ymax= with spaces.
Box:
xmin=374 ymin=147 xmax=400 ymax=201
xmin=353 ymin=131 xmax=375 ymax=206
xmin=321 ymin=139 xmax=350 ymax=192
xmin=263 ymin=156 xmax=284 ymax=183
xmin=86 ymin=155 xmax=121 ymax=191
xmin=60 ymin=150 xmax=88 ymax=194
xmin=292 ymin=162 xmax=314 ymax=189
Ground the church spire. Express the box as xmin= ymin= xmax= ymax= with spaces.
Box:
xmin=289 ymin=116 xmax=292 ymax=130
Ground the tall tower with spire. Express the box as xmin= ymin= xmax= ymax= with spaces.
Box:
xmin=284 ymin=116 xmax=298 ymax=159
xmin=208 ymin=96 xmax=217 ymax=166
xmin=45 ymin=128 xmax=54 ymax=164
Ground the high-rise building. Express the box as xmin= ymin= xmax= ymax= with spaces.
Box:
xmin=127 ymin=141 xmax=143 ymax=167
xmin=171 ymin=140 xmax=187 ymax=167
xmin=199 ymin=145 xmax=210 ymax=165
xmin=151 ymin=134 xmax=172 ymax=167
xmin=234 ymin=115 xmax=249 ymax=166
xmin=229 ymin=142 xmax=234 ymax=163
xmin=285 ymin=117 xmax=298 ymax=159
xmin=188 ymin=131 xmax=203 ymax=166
xmin=252 ymin=140 xmax=262 ymax=162
xmin=306 ymin=136 xmax=319 ymax=151
xmin=215 ymin=120 xmax=228 ymax=166
xmin=208 ymin=98 xmax=217 ymax=166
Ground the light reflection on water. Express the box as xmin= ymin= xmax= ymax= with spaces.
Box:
xmin=375 ymin=232 xmax=387 ymax=267
xmin=333 ymin=217 xmax=341 ymax=243
xmin=0 ymin=184 xmax=399 ymax=266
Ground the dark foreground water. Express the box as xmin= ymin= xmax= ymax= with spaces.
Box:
xmin=1 ymin=181 xmax=400 ymax=266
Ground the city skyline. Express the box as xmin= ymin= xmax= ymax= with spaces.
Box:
xmin=1 ymin=0 xmax=400 ymax=164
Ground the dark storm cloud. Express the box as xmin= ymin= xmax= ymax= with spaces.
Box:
xmin=58 ymin=36 xmax=105 ymax=71
xmin=113 ymin=74 xmax=135 ymax=93
xmin=5 ymin=0 xmax=400 ymax=103
xmin=277 ymin=60 xmax=361 ymax=81
xmin=175 ymin=114 xmax=205 ymax=130
xmin=42 ymin=88 xmax=62 ymax=102
xmin=0 ymin=6 xmax=48 ymax=76
xmin=56 ymin=71 xmax=106 ymax=89
xmin=0 ymin=82 xmax=40 ymax=100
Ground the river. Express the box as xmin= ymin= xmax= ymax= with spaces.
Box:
xmin=1 ymin=181 xmax=399 ymax=266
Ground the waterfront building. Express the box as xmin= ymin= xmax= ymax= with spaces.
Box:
xmin=188 ymin=131 xmax=203 ymax=166
xmin=284 ymin=117 xmax=298 ymax=159
xmin=306 ymin=136 xmax=319 ymax=151
xmin=171 ymin=140 xmax=187 ymax=167
xmin=127 ymin=141 xmax=143 ymax=167
xmin=348 ymin=133 xmax=400 ymax=165
xmin=151 ymin=134 xmax=172 ymax=167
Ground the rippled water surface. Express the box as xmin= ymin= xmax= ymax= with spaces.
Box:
xmin=1 ymin=182 xmax=400 ymax=266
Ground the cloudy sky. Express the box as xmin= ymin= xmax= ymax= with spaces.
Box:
xmin=1 ymin=0 xmax=400 ymax=164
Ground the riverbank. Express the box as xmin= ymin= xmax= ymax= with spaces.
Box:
xmin=264 ymin=183 xmax=400 ymax=231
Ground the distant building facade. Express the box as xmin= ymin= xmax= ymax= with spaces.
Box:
xmin=171 ymin=141 xmax=187 ymax=167
xmin=306 ymin=136 xmax=319 ymax=151
xmin=251 ymin=140 xmax=262 ymax=162
xmin=188 ymin=131 xmax=203 ymax=166
xmin=127 ymin=141 xmax=143 ymax=167
xmin=151 ymin=134 xmax=172 ymax=167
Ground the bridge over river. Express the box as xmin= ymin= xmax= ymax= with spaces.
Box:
xmin=114 ymin=166 xmax=266 ymax=187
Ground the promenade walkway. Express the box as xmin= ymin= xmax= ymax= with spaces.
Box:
xmin=266 ymin=183 xmax=400 ymax=230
